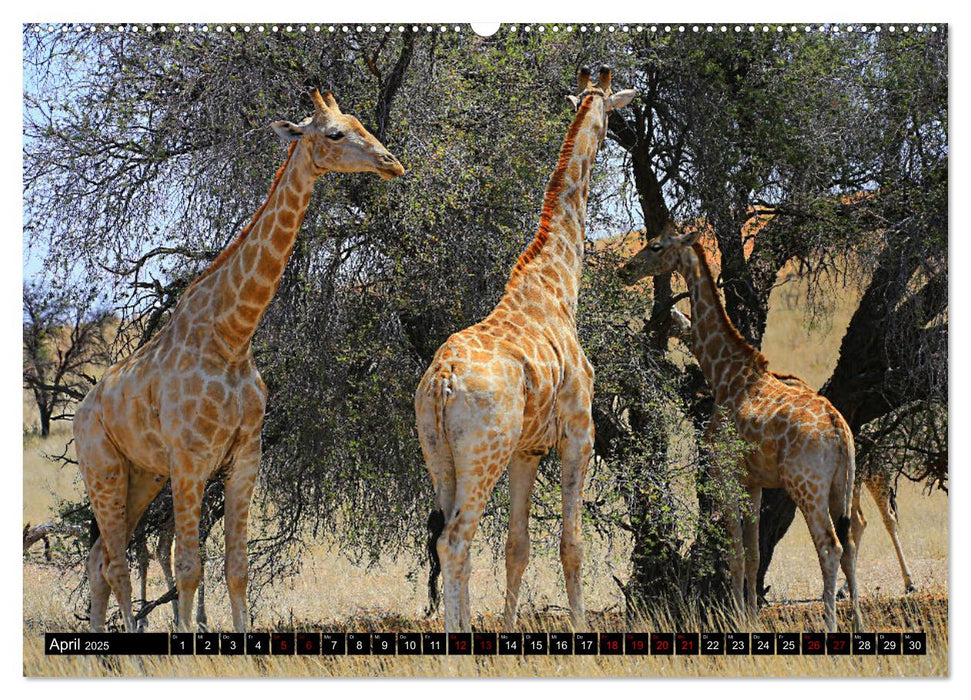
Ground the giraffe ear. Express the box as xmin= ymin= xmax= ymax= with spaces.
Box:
xmin=565 ymin=95 xmax=580 ymax=110
xmin=271 ymin=120 xmax=306 ymax=142
xmin=678 ymin=231 xmax=701 ymax=246
xmin=606 ymin=89 xmax=637 ymax=111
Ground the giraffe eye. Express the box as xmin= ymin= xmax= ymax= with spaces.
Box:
xmin=650 ymin=243 xmax=662 ymax=252
xmin=325 ymin=131 xmax=344 ymax=141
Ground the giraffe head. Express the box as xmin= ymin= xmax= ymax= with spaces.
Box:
xmin=271 ymin=88 xmax=405 ymax=180
xmin=565 ymin=65 xmax=637 ymax=134
xmin=618 ymin=222 xmax=698 ymax=284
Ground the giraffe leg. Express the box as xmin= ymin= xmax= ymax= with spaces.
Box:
xmin=125 ymin=468 xmax=168 ymax=631
xmin=416 ymin=389 xmax=455 ymax=619
xmin=717 ymin=483 xmax=745 ymax=618
xmin=134 ymin=535 xmax=150 ymax=632
xmin=850 ymin=483 xmax=867 ymax=559
xmin=156 ymin=512 xmax=178 ymax=627
xmin=867 ymin=475 xmax=915 ymax=593
xmin=79 ymin=427 xmax=131 ymax=632
xmin=833 ymin=483 xmax=863 ymax=632
xmin=438 ymin=443 xmax=514 ymax=633
xmin=503 ymin=452 xmax=542 ymax=630
xmin=223 ymin=438 xmax=260 ymax=633
xmin=86 ymin=540 xmax=112 ymax=632
xmin=559 ymin=419 xmax=594 ymax=632
xmin=834 ymin=515 xmax=863 ymax=632
xmin=839 ymin=484 xmax=866 ymax=600
xmin=86 ymin=466 xmax=167 ymax=632
xmin=171 ymin=465 xmax=206 ymax=633
xmin=459 ymin=552 xmax=472 ymax=631
xmin=438 ymin=488 xmax=500 ymax=632
xmin=825 ymin=447 xmax=862 ymax=632
xmin=742 ymin=485 xmax=762 ymax=623
xmin=436 ymin=509 xmax=472 ymax=634
xmin=799 ymin=500 xmax=843 ymax=633
xmin=196 ymin=554 xmax=208 ymax=631
xmin=435 ymin=385 xmax=523 ymax=633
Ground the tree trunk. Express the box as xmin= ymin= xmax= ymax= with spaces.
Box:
xmin=623 ymin=398 xmax=685 ymax=619
xmin=607 ymin=104 xmax=690 ymax=613
xmin=39 ymin=406 xmax=51 ymax=438
xmin=756 ymin=231 xmax=941 ymax=597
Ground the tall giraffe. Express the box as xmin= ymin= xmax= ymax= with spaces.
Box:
xmin=416 ymin=66 xmax=636 ymax=633
xmin=620 ymin=225 xmax=862 ymax=632
xmin=670 ymin=306 xmax=915 ymax=595
xmin=75 ymin=89 xmax=404 ymax=633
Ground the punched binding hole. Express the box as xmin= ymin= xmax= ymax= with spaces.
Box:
xmin=470 ymin=23 xmax=501 ymax=37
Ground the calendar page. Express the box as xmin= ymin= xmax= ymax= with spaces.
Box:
xmin=21 ymin=21 xmax=948 ymax=678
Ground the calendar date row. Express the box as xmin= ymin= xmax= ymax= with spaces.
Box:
xmin=45 ymin=631 xmax=926 ymax=656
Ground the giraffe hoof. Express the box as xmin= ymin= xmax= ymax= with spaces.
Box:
xmin=905 ymin=584 xmax=916 ymax=594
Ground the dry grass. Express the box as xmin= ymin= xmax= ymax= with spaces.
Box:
xmin=761 ymin=271 xmax=861 ymax=390
xmin=21 ymin=276 xmax=948 ymax=678
xmin=22 ymin=427 xmax=80 ymax=527
xmin=21 ymin=449 xmax=950 ymax=678
xmin=22 ymin=548 xmax=948 ymax=677
xmin=769 ymin=479 xmax=948 ymax=601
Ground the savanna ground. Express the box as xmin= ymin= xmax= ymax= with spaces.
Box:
xmin=22 ymin=277 xmax=949 ymax=677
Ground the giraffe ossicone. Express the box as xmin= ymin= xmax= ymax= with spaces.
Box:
xmin=75 ymin=88 xmax=403 ymax=633
xmin=416 ymin=65 xmax=636 ymax=633
xmin=621 ymin=225 xmax=863 ymax=633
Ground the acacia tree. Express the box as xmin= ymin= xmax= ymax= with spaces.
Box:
xmin=600 ymin=29 xmax=947 ymax=603
xmin=22 ymin=282 xmax=110 ymax=437
xmin=757 ymin=33 xmax=948 ymax=592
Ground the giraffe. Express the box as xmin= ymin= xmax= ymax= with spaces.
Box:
xmin=619 ymin=225 xmax=863 ymax=632
xmin=415 ymin=66 xmax=636 ymax=633
xmin=132 ymin=499 xmax=210 ymax=631
xmin=75 ymin=88 xmax=404 ymax=633
xmin=670 ymin=307 xmax=915 ymax=595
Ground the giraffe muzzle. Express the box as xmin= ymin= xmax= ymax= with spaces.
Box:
xmin=618 ymin=261 xmax=643 ymax=285
xmin=377 ymin=153 xmax=405 ymax=179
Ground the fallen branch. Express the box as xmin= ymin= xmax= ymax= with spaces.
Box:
xmin=134 ymin=586 xmax=178 ymax=622
xmin=23 ymin=520 xmax=86 ymax=556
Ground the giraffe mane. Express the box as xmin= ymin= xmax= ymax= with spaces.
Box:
xmin=691 ymin=242 xmax=770 ymax=372
xmin=185 ymin=141 xmax=298 ymax=291
xmin=509 ymin=95 xmax=595 ymax=279
xmin=770 ymin=371 xmax=811 ymax=386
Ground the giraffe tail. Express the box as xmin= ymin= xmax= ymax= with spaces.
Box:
xmin=425 ymin=508 xmax=446 ymax=616
xmin=89 ymin=511 xmax=101 ymax=548
xmin=835 ymin=421 xmax=856 ymax=551
xmin=888 ymin=484 xmax=900 ymax=525
xmin=835 ymin=515 xmax=851 ymax=551
xmin=415 ymin=366 xmax=455 ymax=617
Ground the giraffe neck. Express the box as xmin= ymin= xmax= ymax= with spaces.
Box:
xmin=194 ymin=140 xmax=320 ymax=353
xmin=504 ymin=95 xmax=606 ymax=319
xmin=678 ymin=243 xmax=768 ymax=401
